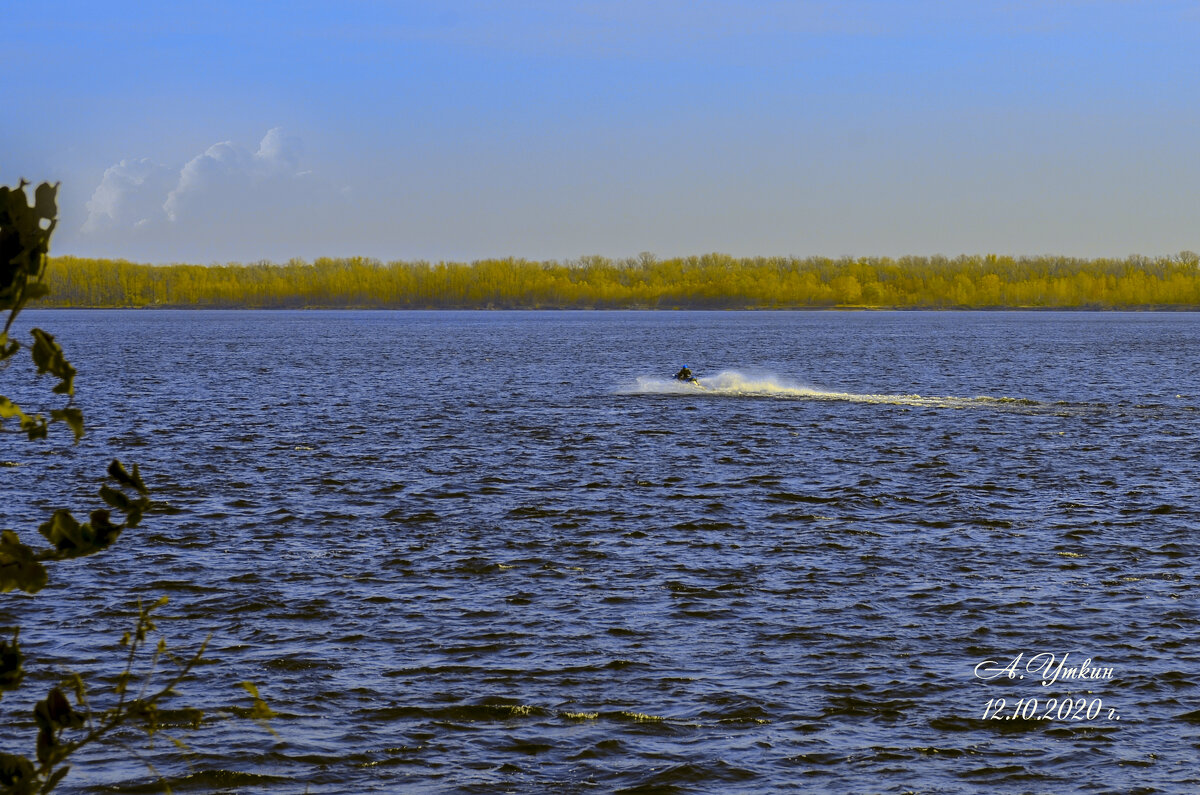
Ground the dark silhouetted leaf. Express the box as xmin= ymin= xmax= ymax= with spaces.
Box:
xmin=51 ymin=406 xmax=84 ymax=442
xmin=241 ymin=681 xmax=278 ymax=734
xmin=0 ymin=395 xmax=27 ymax=421
xmin=0 ymin=531 xmax=47 ymax=594
xmin=22 ymin=415 xmax=48 ymax=440
xmin=29 ymin=328 xmax=75 ymax=395
xmin=36 ymin=508 xmax=124 ymax=559
xmin=37 ymin=510 xmax=84 ymax=554
xmin=99 ymin=485 xmax=132 ymax=512
xmin=35 ymin=725 xmax=54 ymax=766
xmin=88 ymin=509 xmax=122 ymax=549
xmin=125 ymin=504 xmax=144 ymax=529
xmin=45 ymin=765 xmax=71 ymax=792
xmin=0 ymin=752 xmax=36 ymax=791
xmin=108 ymin=459 xmax=148 ymax=495
xmin=0 ymin=629 xmax=22 ymax=695
xmin=33 ymin=182 xmax=58 ymax=222
xmin=35 ymin=687 xmax=83 ymax=732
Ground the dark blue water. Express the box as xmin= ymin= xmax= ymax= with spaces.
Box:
xmin=2 ymin=310 xmax=1199 ymax=793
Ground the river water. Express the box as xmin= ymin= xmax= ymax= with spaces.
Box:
xmin=2 ymin=310 xmax=1199 ymax=793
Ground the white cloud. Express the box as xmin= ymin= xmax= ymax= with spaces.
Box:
xmin=82 ymin=157 xmax=175 ymax=232
xmin=83 ymin=128 xmax=310 ymax=233
xmin=78 ymin=128 xmax=344 ymax=260
xmin=163 ymin=127 xmax=305 ymax=222
xmin=254 ymin=127 xmax=303 ymax=175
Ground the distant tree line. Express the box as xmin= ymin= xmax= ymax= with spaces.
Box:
xmin=40 ymin=251 xmax=1200 ymax=309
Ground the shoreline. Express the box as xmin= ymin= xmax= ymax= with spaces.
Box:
xmin=25 ymin=304 xmax=1200 ymax=311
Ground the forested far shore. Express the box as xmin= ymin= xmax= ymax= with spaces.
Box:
xmin=39 ymin=252 xmax=1200 ymax=309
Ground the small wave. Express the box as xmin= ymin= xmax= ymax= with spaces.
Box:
xmin=623 ymin=370 xmax=1059 ymax=411
xmin=112 ymin=770 xmax=292 ymax=793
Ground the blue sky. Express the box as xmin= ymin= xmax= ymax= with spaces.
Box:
xmin=4 ymin=1 xmax=1198 ymax=262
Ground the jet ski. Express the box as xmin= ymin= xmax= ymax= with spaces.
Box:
xmin=673 ymin=367 xmax=704 ymax=389
xmin=674 ymin=366 xmax=697 ymax=384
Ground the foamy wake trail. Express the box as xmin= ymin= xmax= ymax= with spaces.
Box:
xmin=623 ymin=370 xmax=1046 ymax=410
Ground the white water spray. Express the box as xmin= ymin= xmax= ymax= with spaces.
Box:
xmin=623 ymin=369 xmax=1046 ymax=410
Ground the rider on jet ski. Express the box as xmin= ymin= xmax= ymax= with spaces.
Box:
xmin=674 ymin=365 xmax=696 ymax=383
